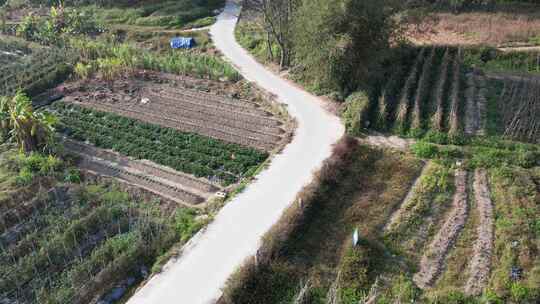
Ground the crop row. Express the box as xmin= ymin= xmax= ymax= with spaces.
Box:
xmin=51 ymin=102 xmax=267 ymax=185
xmin=0 ymin=204 xmax=129 ymax=293
xmin=146 ymin=91 xmax=281 ymax=129
xmin=500 ymin=78 xmax=540 ymax=143
xmin=114 ymin=92 xmax=282 ymax=136
xmin=413 ymin=169 xmax=469 ymax=289
xmin=78 ymin=97 xmax=282 ymax=145
xmin=71 ymin=100 xmax=276 ymax=151
xmin=394 ymin=48 xmax=426 ymax=131
xmin=448 ymin=49 xmax=463 ymax=137
xmin=431 ymin=48 xmax=453 ymax=131
xmin=0 ymin=48 xmax=73 ymax=97
xmin=465 ymin=169 xmax=494 ymax=296
xmin=151 ymin=91 xmax=270 ymax=118
xmin=366 ymin=46 xmax=468 ymax=138
xmin=0 ymin=192 xmax=99 ymax=265
xmin=160 ymin=85 xmax=259 ymax=108
xmin=145 ymin=94 xmax=283 ymax=136
xmin=411 ymin=48 xmax=436 ymax=131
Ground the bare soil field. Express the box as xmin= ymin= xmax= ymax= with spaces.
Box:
xmin=408 ymin=7 xmax=540 ymax=47
xmin=465 ymin=169 xmax=494 ymax=296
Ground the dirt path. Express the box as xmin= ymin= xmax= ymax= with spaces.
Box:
xmin=359 ymin=135 xmax=415 ymax=151
xmin=498 ymin=46 xmax=540 ymax=52
xmin=465 ymin=169 xmax=494 ymax=296
xmin=126 ymin=1 xmax=344 ymax=303
xmin=413 ymin=169 xmax=469 ymax=289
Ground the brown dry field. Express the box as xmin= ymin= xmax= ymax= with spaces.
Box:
xmin=408 ymin=7 xmax=540 ymax=47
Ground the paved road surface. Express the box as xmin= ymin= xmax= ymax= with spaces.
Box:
xmin=127 ymin=1 xmax=344 ymax=303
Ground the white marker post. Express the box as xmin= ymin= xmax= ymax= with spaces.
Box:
xmin=352 ymin=228 xmax=359 ymax=247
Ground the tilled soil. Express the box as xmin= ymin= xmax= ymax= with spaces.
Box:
xmin=413 ymin=169 xmax=469 ymax=289
xmin=465 ymin=169 xmax=494 ymax=296
xmin=61 ymin=75 xmax=287 ymax=151
xmin=65 ymin=140 xmax=220 ymax=207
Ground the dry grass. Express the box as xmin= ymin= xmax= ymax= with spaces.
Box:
xmin=409 ymin=10 xmax=540 ymax=46
xmin=221 ymin=139 xmax=423 ymax=304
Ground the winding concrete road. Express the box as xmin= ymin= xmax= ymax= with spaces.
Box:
xmin=127 ymin=1 xmax=344 ymax=303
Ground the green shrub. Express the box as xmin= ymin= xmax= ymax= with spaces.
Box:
xmin=64 ymin=168 xmax=81 ymax=183
xmin=411 ymin=141 xmax=439 ymax=158
xmin=342 ymin=91 xmax=370 ymax=136
xmin=175 ymin=208 xmax=204 ymax=241
xmin=391 ymin=275 xmax=420 ymax=303
xmin=424 ymin=130 xmax=449 ymax=145
xmin=510 ymin=282 xmax=531 ymax=302
xmin=15 ymin=166 xmax=34 ymax=186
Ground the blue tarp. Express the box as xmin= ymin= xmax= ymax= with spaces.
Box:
xmin=170 ymin=37 xmax=196 ymax=49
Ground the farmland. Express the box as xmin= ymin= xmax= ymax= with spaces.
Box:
xmin=59 ymin=76 xmax=286 ymax=152
xmin=350 ymin=45 xmax=540 ymax=144
xmin=0 ymin=148 xmax=206 ymax=304
xmin=0 ymin=0 xmax=292 ymax=301
xmin=0 ymin=36 xmax=72 ymax=97
xmin=51 ymin=101 xmax=269 ymax=187
xmin=221 ymin=141 xmax=540 ymax=303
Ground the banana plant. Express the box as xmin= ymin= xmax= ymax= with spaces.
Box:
xmin=6 ymin=92 xmax=57 ymax=153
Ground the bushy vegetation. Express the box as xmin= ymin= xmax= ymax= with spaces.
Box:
xmin=86 ymin=0 xmax=224 ymax=29
xmin=463 ymin=47 xmax=540 ymax=74
xmin=15 ymin=4 xmax=104 ymax=45
xmin=1 ymin=92 xmax=57 ymax=153
xmin=410 ymin=137 xmax=539 ymax=169
xmin=68 ymin=36 xmax=241 ymax=82
xmin=342 ymin=91 xmax=369 ymax=136
xmin=487 ymin=166 xmax=540 ymax=302
xmin=50 ymin=102 xmax=267 ymax=186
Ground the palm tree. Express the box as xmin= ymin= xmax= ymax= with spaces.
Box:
xmin=6 ymin=92 xmax=57 ymax=153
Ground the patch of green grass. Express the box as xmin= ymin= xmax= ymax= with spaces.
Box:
xmin=86 ymin=0 xmax=224 ymax=30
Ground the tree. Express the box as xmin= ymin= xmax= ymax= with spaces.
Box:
xmin=293 ymin=0 xmax=397 ymax=94
xmin=244 ymin=0 xmax=298 ymax=69
xmin=97 ymin=57 xmax=124 ymax=90
xmin=5 ymin=92 xmax=57 ymax=153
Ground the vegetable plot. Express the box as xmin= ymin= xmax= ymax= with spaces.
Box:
xmin=50 ymin=102 xmax=268 ymax=186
